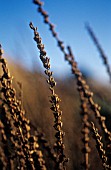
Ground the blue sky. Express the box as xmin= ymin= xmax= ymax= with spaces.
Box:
xmin=0 ymin=0 xmax=111 ymax=84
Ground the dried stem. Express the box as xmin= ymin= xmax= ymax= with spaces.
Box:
xmin=17 ymin=81 xmax=23 ymax=109
xmin=66 ymin=46 xmax=111 ymax=143
xmin=33 ymin=0 xmax=67 ymax=55
xmin=0 ymin=120 xmax=7 ymax=170
xmin=81 ymin=92 xmax=91 ymax=170
xmin=29 ymin=22 xmax=68 ymax=170
xmin=86 ymin=24 xmax=111 ymax=83
xmin=91 ymin=122 xmax=111 ymax=170
xmin=32 ymin=1 xmax=111 ymax=169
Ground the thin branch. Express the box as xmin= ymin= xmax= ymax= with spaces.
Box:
xmin=86 ymin=23 xmax=111 ymax=83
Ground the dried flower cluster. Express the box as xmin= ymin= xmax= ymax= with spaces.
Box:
xmin=0 ymin=44 xmax=46 ymax=170
xmin=30 ymin=122 xmax=57 ymax=164
xmin=92 ymin=122 xmax=111 ymax=170
xmin=29 ymin=22 xmax=68 ymax=170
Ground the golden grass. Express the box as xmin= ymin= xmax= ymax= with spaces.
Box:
xmin=0 ymin=1 xmax=111 ymax=170
xmin=1 ymin=52 xmax=111 ymax=169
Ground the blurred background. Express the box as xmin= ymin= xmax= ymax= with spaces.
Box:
xmin=0 ymin=0 xmax=111 ymax=84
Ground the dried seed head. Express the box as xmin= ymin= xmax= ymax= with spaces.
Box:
xmin=33 ymin=0 xmax=44 ymax=6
